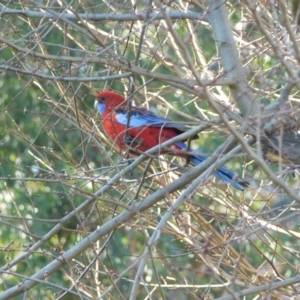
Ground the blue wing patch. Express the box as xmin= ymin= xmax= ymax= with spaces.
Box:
xmin=115 ymin=108 xmax=171 ymax=127
xmin=114 ymin=108 xmax=198 ymax=141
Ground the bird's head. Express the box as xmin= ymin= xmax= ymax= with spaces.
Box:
xmin=94 ymin=90 xmax=126 ymax=115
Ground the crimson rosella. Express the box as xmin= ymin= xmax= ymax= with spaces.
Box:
xmin=94 ymin=90 xmax=247 ymax=190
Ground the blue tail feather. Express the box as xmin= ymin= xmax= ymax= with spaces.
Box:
xmin=175 ymin=142 xmax=246 ymax=190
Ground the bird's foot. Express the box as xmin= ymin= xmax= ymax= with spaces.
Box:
xmin=123 ymin=136 xmax=143 ymax=149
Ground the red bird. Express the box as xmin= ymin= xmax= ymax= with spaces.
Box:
xmin=94 ymin=90 xmax=247 ymax=190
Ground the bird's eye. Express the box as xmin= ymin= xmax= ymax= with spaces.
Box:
xmin=99 ymin=96 xmax=106 ymax=102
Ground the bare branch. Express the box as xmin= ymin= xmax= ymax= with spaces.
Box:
xmin=207 ymin=0 xmax=258 ymax=116
xmin=0 ymin=8 xmax=204 ymax=22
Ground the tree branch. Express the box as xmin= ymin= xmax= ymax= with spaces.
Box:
xmin=206 ymin=0 xmax=258 ymax=117
xmin=0 ymin=8 xmax=204 ymax=22
xmin=216 ymin=275 xmax=300 ymax=300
